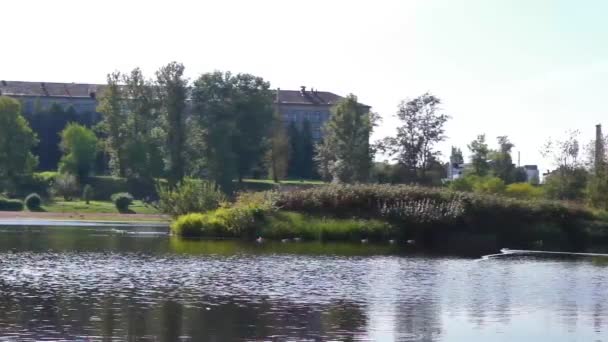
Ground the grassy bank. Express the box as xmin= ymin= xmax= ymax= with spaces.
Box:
xmin=40 ymin=199 xmax=159 ymax=215
xmin=170 ymin=184 xmax=608 ymax=248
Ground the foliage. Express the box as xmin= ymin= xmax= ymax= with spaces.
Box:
xmin=468 ymin=134 xmax=490 ymax=176
xmin=378 ymin=93 xmax=449 ymax=181
xmin=24 ymin=193 xmax=42 ymax=211
xmin=156 ymin=178 xmax=227 ymax=217
xmin=274 ymin=184 xmax=593 ymax=232
xmin=26 ymin=102 xmax=82 ymax=171
xmin=82 ymin=185 xmax=94 ymax=204
xmin=97 ymin=72 xmax=128 ymax=177
xmin=543 ymin=167 xmax=588 ymax=201
xmin=52 ymin=173 xmax=79 ymax=201
xmin=472 ymin=176 xmax=505 ymax=195
xmin=489 ymin=136 xmax=516 ymax=183
xmin=505 ymin=182 xmax=543 ymax=200
xmin=156 ymin=61 xmax=188 ymax=185
xmin=0 ymin=96 xmax=39 ymax=187
xmin=541 ymin=130 xmax=581 ymax=170
xmin=0 ymin=197 xmax=24 ymax=211
xmin=449 ymin=146 xmax=464 ymax=165
xmin=288 ymin=120 xmax=316 ymax=179
xmin=267 ymin=109 xmax=290 ymax=182
xmin=191 ymin=71 xmax=274 ymax=191
xmin=111 ymin=192 xmax=134 ymax=213
xmin=58 ymin=123 xmax=98 ymax=180
xmin=316 ymin=94 xmax=373 ymax=183
xmin=122 ymin=68 xmax=165 ymax=180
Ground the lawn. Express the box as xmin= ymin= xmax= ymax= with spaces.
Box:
xmin=40 ymin=199 xmax=160 ymax=215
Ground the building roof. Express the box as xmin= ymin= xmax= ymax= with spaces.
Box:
xmin=0 ymin=80 xmax=101 ymax=98
xmin=0 ymin=81 xmax=361 ymax=107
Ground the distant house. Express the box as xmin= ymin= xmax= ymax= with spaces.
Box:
xmin=523 ymin=165 xmax=540 ymax=184
xmin=0 ymin=80 xmax=367 ymax=142
xmin=275 ymin=86 xmax=370 ymax=141
xmin=446 ymin=163 xmax=471 ymax=180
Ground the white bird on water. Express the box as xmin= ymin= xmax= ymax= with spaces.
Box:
xmin=256 ymin=237 xmax=264 ymax=243
xmin=361 ymin=238 xmax=369 ymax=244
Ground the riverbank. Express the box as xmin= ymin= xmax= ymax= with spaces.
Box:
xmin=169 ymin=184 xmax=608 ymax=249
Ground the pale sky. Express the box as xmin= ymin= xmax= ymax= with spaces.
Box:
xmin=3 ymin=0 xmax=608 ymax=173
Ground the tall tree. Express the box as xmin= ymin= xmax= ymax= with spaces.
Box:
xmin=97 ymin=72 xmax=128 ymax=177
xmin=0 ymin=96 xmax=38 ymax=185
xmin=122 ymin=68 xmax=164 ymax=180
xmin=231 ymin=74 xmax=274 ymax=182
xmin=317 ymin=94 xmax=372 ymax=183
xmin=300 ymin=119 xmax=316 ymax=179
xmin=156 ymin=62 xmax=188 ymax=185
xmin=267 ymin=110 xmax=290 ymax=182
xmin=541 ymin=130 xmax=587 ymax=201
xmin=59 ymin=123 xmax=98 ymax=180
xmin=449 ymin=146 xmax=464 ymax=165
xmin=191 ymin=71 xmax=237 ymax=193
xmin=379 ymin=93 xmax=449 ymax=181
xmin=27 ymin=102 xmax=78 ymax=171
xmin=288 ymin=121 xmax=302 ymax=178
xmin=468 ymin=134 xmax=490 ymax=176
xmin=490 ymin=136 xmax=515 ymax=183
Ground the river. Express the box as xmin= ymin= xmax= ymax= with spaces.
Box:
xmin=0 ymin=225 xmax=606 ymax=341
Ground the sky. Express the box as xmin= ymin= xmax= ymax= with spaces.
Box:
xmin=3 ymin=0 xmax=608 ymax=173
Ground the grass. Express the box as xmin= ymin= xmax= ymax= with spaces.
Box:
xmin=40 ymin=199 xmax=160 ymax=215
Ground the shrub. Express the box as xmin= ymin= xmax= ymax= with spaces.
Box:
xmin=24 ymin=193 xmax=42 ymax=211
xmin=0 ymin=197 xmax=24 ymax=211
xmin=52 ymin=174 xmax=79 ymax=201
xmin=472 ymin=176 xmax=505 ymax=195
xmin=82 ymin=185 xmax=94 ymax=204
xmin=157 ymin=179 xmax=227 ymax=217
xmin=111 ymin=192 xmax=133 ymax=213
xmin=505 ymin=182 xmax=543 ymax=200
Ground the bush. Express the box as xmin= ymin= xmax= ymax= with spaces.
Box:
xmin=24 ymin=193 xmax=42 ymax=211
xmin=82 ymin=185 xmax=94 ymax=204
xmin=505 ymin=183 xmax=543 ymax=200
xmin=157 ymin=179 xmax=227 ymax=217
xmin=0 ymin=197 xmax=24 ymax=211
xmin=52 ymin=174 xmax=79 ymax=201
xmin=87 ymin=176 xmax=128 ymax=200
xmin=111 ymin=192 xmax=133 ymax=213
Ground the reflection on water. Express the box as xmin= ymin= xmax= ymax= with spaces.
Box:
xmin=0 ymin=225 xmax=606 ymax=341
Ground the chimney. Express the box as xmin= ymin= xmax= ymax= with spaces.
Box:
xmin=276 ymin=87 xmax=280 ymax=103
xmin=300 ymin=86 xmax=306 ymax=95
xmin=596 ymin=124 xmax=604 ymax=172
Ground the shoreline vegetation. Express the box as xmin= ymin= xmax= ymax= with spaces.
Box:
xmin=170 ymin=184 xmax=608 ymax=250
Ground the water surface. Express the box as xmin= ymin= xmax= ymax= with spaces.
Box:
xmin=0 ymin=225 xmax=606 ymax=341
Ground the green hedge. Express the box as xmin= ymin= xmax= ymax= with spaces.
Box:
xmin=0 ymin=197 xmax=24 ymax=211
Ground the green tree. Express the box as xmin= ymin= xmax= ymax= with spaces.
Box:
xmin=317 ymin=94 xmax=373 ymax=183
xmin=0 ymin=96 xmax=39 ymax=186
xmin=300 ymin=119 xmax=316 ymax=179
xmin=191 ymin=71 xmax=237 ymax=193
xmin=288 ymin=121 xmax=302 ymax=178
xmin=231 ymin=73 xmax=274 ymax=182
xmin=59 ymin=123 xmax=98 ymax=180
xmin=449 ymin=146 xmax=464 ymax=165
xmin=490 ymin=136 xmax=515 ymax=183
xmin=156 ymin=62 xmax=188 ymax=185
xmin=122 ymin=68 xmax=164 ymax=180
xmin=97 ymin=72 xmax=128 ymax=177
xmin=379 ymin=93 xmax=449 ymax=182
xmin=541 ymin=130 xmax=586 ymax=201
xmin=267 ymin=110 xmax=289 ymax=182
xmin=468 ymin=134 xmax=490 ymax=176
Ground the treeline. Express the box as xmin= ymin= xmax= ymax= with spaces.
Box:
xmin=0 ymin=62 xmax=377 ymax=195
